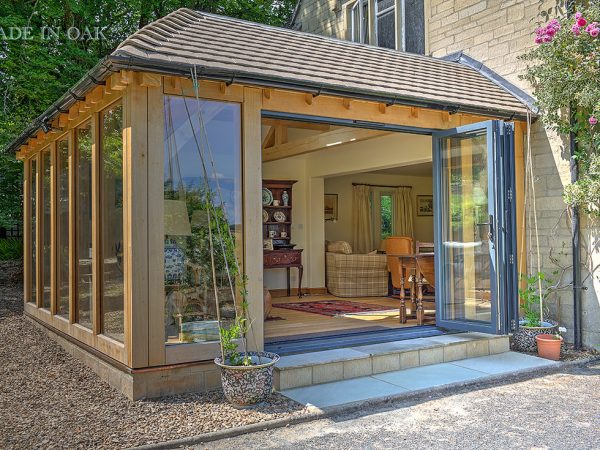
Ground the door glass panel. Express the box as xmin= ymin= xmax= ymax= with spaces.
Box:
xmin=440 ymin=130 xmax=492 ymax=324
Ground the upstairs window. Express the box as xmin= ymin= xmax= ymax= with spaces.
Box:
xmin=350 ymin=0 xmax=369 ymax=44
xmin=376 ymin=0 xmax=396 ymax=49
xmin=347 ymin=0 xmax=425 ymax=54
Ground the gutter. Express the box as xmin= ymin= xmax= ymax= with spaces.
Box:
xmin=5 ymin=54 xmax=534 ymax=154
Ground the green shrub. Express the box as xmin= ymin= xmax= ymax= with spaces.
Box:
xmin=0 ymin=238 xmax=23 ymax=261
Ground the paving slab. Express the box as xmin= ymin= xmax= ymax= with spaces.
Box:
xmin=282 ymin=377 xmax=408 ymax=408
xmin=373 ymin=362 xmax=486 ymax=390
xmin=451 ymin=351 xmax=558 ymax=374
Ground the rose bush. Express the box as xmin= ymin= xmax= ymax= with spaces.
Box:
xmin=521 ymin=3 xmax=600 ymax=213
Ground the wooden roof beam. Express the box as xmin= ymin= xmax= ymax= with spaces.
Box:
xmin=263 ymin=127 xmax=391 ymax=162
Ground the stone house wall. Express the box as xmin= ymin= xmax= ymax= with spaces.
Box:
xmin=292 ymin=0 xmax=600 ymax=347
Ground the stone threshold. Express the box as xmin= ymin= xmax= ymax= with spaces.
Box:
xmin=280 ymin=351 xmax=559 ymax=409
xmin=274 ymin=332 xmax=510 ymax=390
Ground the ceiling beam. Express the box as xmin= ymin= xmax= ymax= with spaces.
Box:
xmin=262 ymin=118 xmax=331 ymax=132
xmin=263 ymin=127 xmax=391 ymax=162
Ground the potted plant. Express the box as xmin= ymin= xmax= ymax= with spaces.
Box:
xmin=536 ymin=327 xmax=566 ymax=361
xmin=213 ymin=273 xmax=280 ymax=407
xmin=511 ymin=272 xmax=558 ymax=352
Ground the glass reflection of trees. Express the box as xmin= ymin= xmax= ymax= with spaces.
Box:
xmin=163 ymin=95 xmax=242 ymax=345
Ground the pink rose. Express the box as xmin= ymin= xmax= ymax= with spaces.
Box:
xmin=543 ymin=35 xmax=553 ymax=42
xmin=535 ymin=36 xmax=543 ymax=44
xmin=575 ymin=12 xmax=583 ymax=20
xmin=591 ymin=28 xmax=600 ymax=37
xmin=546 ymin=27 xmax=556 ymax=36
xmin=572 ymin=24 xmax=581 ymax=35
xmin=590 ymin=116 xmax=598 ymax=126
xmin=577 ymin=17 xmax=587 ymax=27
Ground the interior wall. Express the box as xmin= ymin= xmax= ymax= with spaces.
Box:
xmin=324 ymin=172 xmax=434 ymax=247
xmin=262 ymin=131 xmax=432 ymax=291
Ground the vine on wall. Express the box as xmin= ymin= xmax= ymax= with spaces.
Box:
xmin=521 ymin=2 xmax=600 ymax=214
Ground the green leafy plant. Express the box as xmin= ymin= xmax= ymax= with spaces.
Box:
xmin=520 ymin=3 xmax=600 ymax=213
xmin=519 ymin=272 xmax=553 ymax=327
xmin=0 ymin=238 xmax=23 ymax=261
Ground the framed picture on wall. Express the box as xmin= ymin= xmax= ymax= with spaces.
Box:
xmin=324 ymin=194 xmax=338 ymax=222
xmin=416 ymin=195 xmax=434 ymax=216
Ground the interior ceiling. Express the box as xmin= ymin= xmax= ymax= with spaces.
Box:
xmin=368 ymin=162 xmax=433 ymax=177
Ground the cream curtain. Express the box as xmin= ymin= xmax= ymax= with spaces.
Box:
xmin=393 ymin=187 xmax=414 ymax=238
xmin=352 ymin=185 xmax=374 ymax=253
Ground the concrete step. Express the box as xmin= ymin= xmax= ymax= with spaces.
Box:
xmin=274 ymin=332 xmax=510 ymax=390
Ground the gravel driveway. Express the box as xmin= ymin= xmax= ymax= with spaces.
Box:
xmin=0 ymin=262 xmax=307 ymax=449
xmin=202 ymin=360 xmax=600 ymax=450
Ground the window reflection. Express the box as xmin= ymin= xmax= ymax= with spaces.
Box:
xmin=163 ymin=95 xmax=242 ymax=344
xmin=57 ymin=139 xmax=69 ymax=317
xmin=42 ymin=149 xmax=51 ymax=309
xmin=101 ymin=103 xmax=124 ymax=342
xmin=76 ymin=122 xmax=93 ymax=329
xmin=29 ymin=157 xmax=37 ymax=304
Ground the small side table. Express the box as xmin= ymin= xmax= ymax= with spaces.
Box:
xmin=263 ymin=249 xmax=303 ymax=297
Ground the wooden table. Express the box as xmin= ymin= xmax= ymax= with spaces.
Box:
xmin=263 ymin=249 xmax=303 ymax=297
xmin=388 ymin=252 xmax=435 ymax=326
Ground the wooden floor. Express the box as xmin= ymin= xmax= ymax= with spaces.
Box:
xmin=265 ymin=294 xmax=434 ymax=339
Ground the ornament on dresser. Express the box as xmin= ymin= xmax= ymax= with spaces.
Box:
xmin=273 ymin=211 xmax=286 ymax=222
xmin=262 ymin=187 xmax=273 ymax=206
xmin=282 ymin=190 xmax=289 ymax=206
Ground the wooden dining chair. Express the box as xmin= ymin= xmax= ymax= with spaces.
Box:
xmin=415 ymin=253 xmax=436 ymax=325
xmin=384 ymin=236 xmax=414 ymax=323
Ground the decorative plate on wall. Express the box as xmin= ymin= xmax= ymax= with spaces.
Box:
xmin=263 ymin=209 xmax=269 ymax=223
xmin=273 ymin=211 xmax=287 ymax=222
xmin=262 ymin=188 xmax=273 ymax=206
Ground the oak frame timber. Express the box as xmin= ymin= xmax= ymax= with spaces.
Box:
xmin=17 ymin=72 xmax=526 ymax=398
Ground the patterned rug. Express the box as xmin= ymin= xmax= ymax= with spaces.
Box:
xmin=273 ymin=300 xmax=394 ymax=317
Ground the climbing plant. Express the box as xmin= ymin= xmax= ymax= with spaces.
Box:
xmin=520 ymin=2 xmax=600 ymax=214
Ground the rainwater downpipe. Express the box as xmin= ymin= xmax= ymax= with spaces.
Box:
xmin=570 ymin=113 xmax=582 ymax=350
xmin=567 ymin=0 xmax=582 ymax=349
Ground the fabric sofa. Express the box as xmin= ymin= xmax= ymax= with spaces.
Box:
xmin=325 ymin=242 xmax=388 ymax=297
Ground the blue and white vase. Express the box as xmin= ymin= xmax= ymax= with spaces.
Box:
xmin=165 ymin=240 xmax=185 ymax=283
xmin=282 ymin=190 xmax=289 ymax=207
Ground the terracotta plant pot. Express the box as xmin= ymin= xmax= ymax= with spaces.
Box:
xmin=535 ymin=334 xmax=563 ymax=361
xmin=214 ymin=351 xmax=279 ymax=406
xmin=511 ymin=320 xmax=558 ymax=352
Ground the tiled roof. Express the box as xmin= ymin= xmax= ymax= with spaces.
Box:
xmin=115 ymin=8 xmax=531 ymax=118
xmin=7 ymin=8 xmax=534 ymax=153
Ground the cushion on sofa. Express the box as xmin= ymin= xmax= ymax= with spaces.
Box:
xmin=326 ymin=240 xmax=353 ymax=254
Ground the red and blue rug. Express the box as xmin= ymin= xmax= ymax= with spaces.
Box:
xmin=273 ymin=299 xmax=393 ymax=317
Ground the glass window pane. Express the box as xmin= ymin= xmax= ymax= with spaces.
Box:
xmin=76 ymin=122 xmax=93 ymax=329
xmin=57 ymin=139 xmax=69 ymax=318
xmin=442 ymin=131 xmax=492 ymax=323
xmin=29 ymin=158 xmax=37 ymax=303
xmin=42 ymin=149 xmax=51 ymax=309
xmin=380 ymin=193 xmax=393 ymax=241
xmin=377 ymin=10 xmax=395 ymax=49
xmin=101 ymin=103 xmax=124 ymax=342
xmin=163 ymin=95 xmax=242 ymax=345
